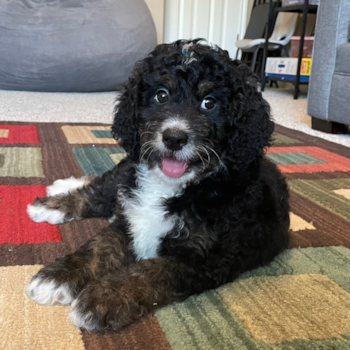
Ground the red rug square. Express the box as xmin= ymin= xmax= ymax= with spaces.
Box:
xmin=0 ymin=125 xmax=39 ymax=144
xmin=0 ymin=185 xmax=62 ymax=244
xmin=267 ymin=146 xmax=349 ymax=173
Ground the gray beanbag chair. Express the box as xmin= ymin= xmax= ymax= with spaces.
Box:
xmin=0 ymin=0 xmax=156 ymax=92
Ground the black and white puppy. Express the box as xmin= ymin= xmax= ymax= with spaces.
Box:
xmin=27 ymin=39 xmax=290 ymax=332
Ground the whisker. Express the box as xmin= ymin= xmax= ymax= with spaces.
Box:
xmin=140 ymin=146 xmax=153 ymax=160
xmin=142 ymin=146 xmax=153 ymax=156
xmin=203 ymin=138 xmax=214 ymax=147
xmin=146 ymin=148 xmax=156 ymax=161
xmin=204 ymin=145 xmax=221 ymax=163
xmin=140 ymin=140 xmax=154 ymax=150
xmin=195 ymin=151 xmax=206 ymax=170
xmin=140 ymin=131 xmax=153 ymax=138
xmin=204 ymin=145 xmax=227 ymax=171
xmin=199 ymin=146 xmax=211 ymax=164
xmin=140 ymin=143 xmax=155 ymax=158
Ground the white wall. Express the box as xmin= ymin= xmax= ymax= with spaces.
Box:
xmin=144 ymin=0 xmax=165 ymax=44
xmin=163 ymin=0 xmax=249 ymax=58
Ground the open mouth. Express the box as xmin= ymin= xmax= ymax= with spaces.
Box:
xmin=160 ymin=157 xmax=191 ymax=178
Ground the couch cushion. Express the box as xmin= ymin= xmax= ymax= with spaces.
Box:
xmin=307 ymin=0 xmax=349 ymax=121
xmin=330 ymin=41 xmax=350 ymax=125
xmin=328 ymin=73 xmax=350 ymax=125
xmin=335 ymin=43 xmax=350 ymax=74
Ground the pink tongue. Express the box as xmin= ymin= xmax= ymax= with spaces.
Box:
xmin=161 ymin=158 xmax=187 ymax=178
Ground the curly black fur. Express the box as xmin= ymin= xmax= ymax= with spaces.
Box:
xmin=28 ymin=39 xmax=290 ymax=332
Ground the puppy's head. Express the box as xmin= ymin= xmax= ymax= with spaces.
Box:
xmin=112 ymin=39 xmax=273 ymax=184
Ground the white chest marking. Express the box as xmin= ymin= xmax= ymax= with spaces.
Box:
xmin=122 ymin=164 xmax=183 ymax=260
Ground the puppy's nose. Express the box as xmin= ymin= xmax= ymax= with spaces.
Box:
xmin=162 ymin=128 xmax=188 ymax=151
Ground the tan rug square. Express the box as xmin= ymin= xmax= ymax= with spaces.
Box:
xmin=217 ymin=274 xmax=349 ymax=345
xmin=110 ymin=153 xmax=127 ymax=165
xmin=0 ymin=265 xmax=84 ymax=350
xmin=333 ymin=189 xmax=350 ymax=200
xmin=0 ymin=129 xmax=9 ymax=138
xmin=289 ymin=212 xmax=316 ymax=231
xmin=62 ymin=126 xmax=117 ymax=144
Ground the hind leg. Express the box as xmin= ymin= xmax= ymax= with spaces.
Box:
xmin=27 ymin=226 xmax=133 ymax=306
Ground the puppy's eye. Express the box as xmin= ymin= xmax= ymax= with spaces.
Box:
xmin=201 ymin=97 xmax=216 ymax=110
xmin=154 ymin=89 xmax=169 ymax=104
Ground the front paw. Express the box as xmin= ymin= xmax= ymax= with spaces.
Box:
xmin=47 ymin=177 xmax=88 ymax=197
xmin=27 ymin=269 xmax=74 ymax=306
xmin=27 ymin=199 xmax=65 ymax=224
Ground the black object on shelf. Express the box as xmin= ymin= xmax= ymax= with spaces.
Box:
xmin=261 ymin=0 xmax=318 ymax=99
xmin=275 ymin=4 xmax=318 ymax=14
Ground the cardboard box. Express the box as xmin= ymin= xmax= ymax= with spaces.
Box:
xmin=291 ymin=36 xmax=314 ymax=58
xmin=266 ymin=57 xmax=312 ymax=76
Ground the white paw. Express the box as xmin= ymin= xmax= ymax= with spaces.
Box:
xmin=27 ymin=204 xmax=65 ymax=224
xmin=69 ymin=298 xmax=96 ymax=331
xmin=47 ymin=177 xmax=89 ymax=197
xmin=27 ymin=276 xmax=74 ymax=306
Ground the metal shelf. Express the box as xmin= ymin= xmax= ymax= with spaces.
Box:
xmin=265 ymin=76 xmax=309 ymax=84
xmin=261 ymin=1 xmax=318 ymax=99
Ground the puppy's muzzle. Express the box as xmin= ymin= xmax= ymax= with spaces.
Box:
xmin=162 ymin=128 xmax=188 ymax=151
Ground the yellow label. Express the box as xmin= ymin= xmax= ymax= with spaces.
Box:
xmin=300 ymin=58 xmax=312 ymax=76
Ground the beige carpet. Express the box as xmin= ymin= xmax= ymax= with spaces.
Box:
xmin=0 ymin=87 xmax=348 ymax=147
xmin=263 ymin=86 xmax=350 ymax=147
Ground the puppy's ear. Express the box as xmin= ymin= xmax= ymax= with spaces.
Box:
xmin=222 ymin=60 xmax=274 ymax=171
xmin=111 ymin=74 xmax=141 ymax=159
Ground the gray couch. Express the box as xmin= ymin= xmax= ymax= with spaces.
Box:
xmin=307 ymin=0 xmax=350 ymax=132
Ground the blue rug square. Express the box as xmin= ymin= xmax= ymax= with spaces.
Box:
xmin=90 ymin=130 xmax=113 ymax=139
xmin=73 ymin=147 xmax=125 ymax=176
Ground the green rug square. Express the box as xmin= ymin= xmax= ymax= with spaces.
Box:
xmin=272 ymin=133 xmax=301 ymax=144
xmin=0 ymin=147 xmax=44 ymax=177
xmin=267 ymin=152 xmax=328 ymax=165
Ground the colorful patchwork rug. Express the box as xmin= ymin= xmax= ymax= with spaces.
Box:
xmin=0 ymin=122 xmax=349 ymax=350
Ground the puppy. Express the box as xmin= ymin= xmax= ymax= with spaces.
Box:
xmin=27 ymin=39 xmax=290 ymax=332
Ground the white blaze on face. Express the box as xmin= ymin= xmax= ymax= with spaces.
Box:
xmin=161 ymin=117 xmax=190 ymax=133
xmin=152 ymin=117 xmax=196 ymax=163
